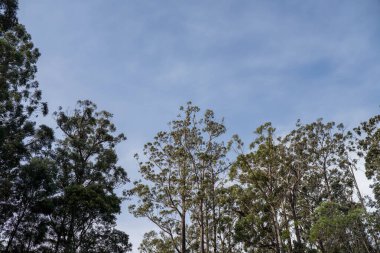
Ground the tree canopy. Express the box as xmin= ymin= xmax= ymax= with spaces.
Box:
xmin=1 ymin=1 xmax=379 ymax=252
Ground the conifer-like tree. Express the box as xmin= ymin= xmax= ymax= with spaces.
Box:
xmin=0 ymin=0 xmax=54 ymax=250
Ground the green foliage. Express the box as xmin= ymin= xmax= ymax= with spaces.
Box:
xmin=356 ymin=115 xmax=380 ymax=203
xmin=130 ymin=102 xmax=234 ymax=253
xmin=310 ymin=202 xmax=368 ymax=253
xmin=0 ymin=2 xmax=132 ymax=250
xmin=1 ymin=2 xmax=380 ymax=252
xmin=139 ymin=231 xmax=176 ymax=253
xmin=47 ymin=100 xmax=130 ymax=252
xmin=0 ymin=1 xmax=54 ymax=250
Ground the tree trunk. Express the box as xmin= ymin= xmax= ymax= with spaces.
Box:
xmin=271 ymin=206 xmax=284 ymax=253
xmin=290 ymin=190 xmax=302 ymax=247
xmin=181 ymin=189 xmax=186 ymax=253
xmin=283 ymin=211 xmax=293 ymax=252
xmin=5 ymin=206 xmax=27 ymax=251
xmin=200 ymin=198 xmax=205 ymax=253
xmin=211 ymin=171 xmax=217 ymax=253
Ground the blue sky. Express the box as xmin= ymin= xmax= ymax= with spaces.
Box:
xmin=19 ymin=1 xmax=380 ymax=251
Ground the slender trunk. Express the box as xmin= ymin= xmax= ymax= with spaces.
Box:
xmin=200 ymin=198 xmax=205 ymax=253
xmin=350 ymin=165 xmax=365 ymax=207
xmin=322 ymin=158 xmax=332 ymax=200
xmin=5 ymin=206 xmax=27 ymax=251
xmin=290 ymin=190 xmax=302 ymax=246
xmin=283 ymin=211 xmax=293 ymax=252
xmin=350 ymin=164 xmax=380 ymax=252
xmin=361 ymin=238 xmax=371 ymax=253
xmin=206 ymin=213 xmax=210 ymax=253
xmin=318 ymin=240 xmax=326 ymax=253
xmin=212 ymin=172 xmax=217 ymax=253
xmin=26 ymin=236 xmax=32 ymax=252
xmin=66 ymin=211 xmax=76 ymax=253
xmin=54 ymin=216 xmax=67 ymax=253
xmin=181 ymin=183 xmax=186 ymax=253
xmin=181 ymin=212 xmax=186 ymax=253
xmin=54 ymin=234 xmax=61 ymax=253
xmin=271 ymin=206 xmax=283 ymax=253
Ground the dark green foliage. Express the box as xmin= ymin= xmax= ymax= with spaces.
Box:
xmin=0 ymin=2 xmax=131 ymax=251
xmin=46 ymin=100 xmax=130 ymax=252
xmin=1 ymin=158 xmax=57 ymax=252
xmin=0 ymin=0 xmax=54 ymax=250
xmin=0 ymin=0 xmax=18 ymax=31
xmin=80 ymin=228 xmax=132 ymax=253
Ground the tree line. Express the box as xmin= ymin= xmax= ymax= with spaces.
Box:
xmin=1 ymin=1 xmax=380 ymax=252
xmin=131 ymin=104 xmax=380 ymax=253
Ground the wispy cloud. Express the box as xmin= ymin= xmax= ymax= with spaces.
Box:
xmin=19 ymin=0 xmax=380 ymax=251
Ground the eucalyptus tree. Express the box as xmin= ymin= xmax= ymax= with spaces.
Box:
xmin=289 ymin=119 xmax=372 ymax=252
xmin=189 ymin=108 xmax=229 ymax=253
xmin=215 ymin=184 xmax=245 ymax=253
xmin=130 ymin=102 xmax=229 ymax=253
xmin=355 ymin=114 xmax=380 ymax=251
xmin=229 ymin=119 xmax=373 ymax=253
xmin=47 ymin=100 xmax=131 ymax=252
xmin=280 ymin=120 xmax=357 ymax=251
xmin=139 ymin=231 xmax=176 ymax=253
xmin=356 ymin=114 xmax=380 ymax=206
xmin=230 ymin=123 xmax=289 ymax=253
xmin=310 ymin=201 xmax=371 ymax=253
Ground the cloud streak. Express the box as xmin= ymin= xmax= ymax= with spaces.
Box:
xmin=19 ymin=0 xmax=380 ymax=251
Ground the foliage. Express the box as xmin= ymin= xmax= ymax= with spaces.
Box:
xmin=0 ymin=2 xmax=131 ymax=251
xmin=130 ymin=102 xmax=235 ymax=253
xmin=46 ymin=100 xmax=129 ymax=252
xmin=1 ymin=1 xmax=380 ymax=252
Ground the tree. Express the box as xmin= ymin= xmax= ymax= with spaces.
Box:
xmin=0 ymin=0 xmax=18 ymax=31
xmin=46 ymin=100 xmax=131 ymax=252
xmin=130 ymin=102 xmax=230 ymax=253
xmin=2 ymin=157 xmax=57 ymax=252
xmin=139 ymin=231 xmax=175 ymax=253
xmin=80 ymin=228 xmax=132 ymax=253
xmin=355 ymin=114 xmax=380 ymax=251
xmin=229 ymin=119 xmax=373 ymax=253
xmin=310 ymin=201 xmax=369 ymax=253
xmin=0 ymin=0 xmax=53 ymax=250
xmin=230 ymin=123 xmax=289 ymax=253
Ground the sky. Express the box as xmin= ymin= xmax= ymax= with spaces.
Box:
xmin=18 ymin=1 xmax=380 ymax=251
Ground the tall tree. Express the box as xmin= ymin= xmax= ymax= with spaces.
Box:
xmin=47 ymin=100 xmax=131 ymax=252
xmin=0 ymin=0 xmax=53 ymax=250
xmin=139 ymin=231 xmax=176 ymax=253
xmin=355 ymin=114 xmax=380 ymax=251
xmin=130 ymin=102 xmax=229 ymax=253
xmin=230 ymin=123 xmax=288 ymax=253
xmin=289 ymin=120 xmax=370 ymax=252
xmin=229 ymin=119 xmax=373 ymax=253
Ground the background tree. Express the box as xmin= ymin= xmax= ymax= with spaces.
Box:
xmin=309 ymin=201 xmax=369 ymax=253
xmin=355 ymin=114 xmax=380 ymax=251
xmin=230 ymin=123 xmax=289 ymax=253
xmin=292 ymin=120 xmax=372 ymax=252
xmin=139 ymin=231 xmax=175 ymax=253
xmin=130 ymin=102 xmax=231 ymax=253
xmin=229 ymin=120 xmax=375 ymax=253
